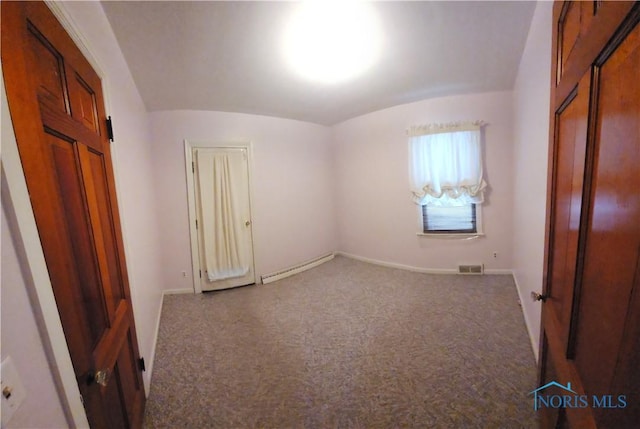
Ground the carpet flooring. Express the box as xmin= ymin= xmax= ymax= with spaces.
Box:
xmin=144 ymin=256 xmax=538 ymax=428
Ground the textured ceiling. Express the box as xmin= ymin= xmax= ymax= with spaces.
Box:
xmin=101 ymin=1 xmax=536 ymax=125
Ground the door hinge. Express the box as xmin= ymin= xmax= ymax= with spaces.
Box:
xmin=138 ymin=357 xmax=146 ymax=372
xmin=106 ymin=116 xmax=114 ymax=142
xmin=195 ymin=219 xmax=198 ymax=229
xmin=199 ymin=269 xmax=202 ymax=278
xmin=192 ymin=161 xmax=195 ymax=173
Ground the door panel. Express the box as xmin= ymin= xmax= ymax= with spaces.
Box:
xmin=69 ymin=72 xmax=100 ymax=132
xmin=557 ymin=1 xmax=594 ymax=83
xmin=87 ymin=148 xmax=126 ymax=307
xmin=50 ymin=135 xmax=109 ymax=346
xmin=26 ymin=22 xmax=70 ymax=112
xmin=548 ymin=76 xmax=589 ymax=349
xmin=573 ymin=19 xmax=640 ymax=420
xmin=1 ymin=2 xmax=145 ymax=427
xmin=541 ymin=2 xmax=639 ymax=428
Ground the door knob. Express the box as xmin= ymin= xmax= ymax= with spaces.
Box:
xmin=245 ymin=220 xmax=251 ymax=226
xmin=531 ymin=291 xmax=548 ymax=302
xmin=87 ymin=368 xmax=112 ymax=387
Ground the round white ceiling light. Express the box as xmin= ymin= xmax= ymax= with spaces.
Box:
xmin=282 ymin=1 xmax=382 ymax=84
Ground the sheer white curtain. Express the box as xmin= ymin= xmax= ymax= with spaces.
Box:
xmin=409 ymin=121 xmax=487 ymax=207
xmin=196 ymin=150 xmax=249 ymax=281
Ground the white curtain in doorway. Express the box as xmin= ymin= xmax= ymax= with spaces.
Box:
xmin=196 ymin=151 xmax=249 ymax=281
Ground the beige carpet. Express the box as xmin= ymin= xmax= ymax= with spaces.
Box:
xmin=144 ymin=256 xmax=538 ymax=428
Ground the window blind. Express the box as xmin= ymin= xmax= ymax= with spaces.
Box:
xmin=422 ymin=204 xmax=477 ymax=233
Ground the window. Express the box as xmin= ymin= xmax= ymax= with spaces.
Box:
xmin=408 ymin=121 xmax=486 ymax=235
xmin=422 ymin=204 xmax=476 ymax=234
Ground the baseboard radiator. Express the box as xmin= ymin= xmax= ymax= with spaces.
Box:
xmin=261 ymin=252 xmax=334 ymax=284
xmin=458 ymin=264 xmax=484 ymax=275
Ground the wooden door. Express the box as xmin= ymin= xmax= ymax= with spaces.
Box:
xmin=193 ymin=147 xmax=255 ymax=291
xmin=1 ymin=2 xmax=146 ymax=427
xmin=540 ymin=1 xmax=640 ymax=427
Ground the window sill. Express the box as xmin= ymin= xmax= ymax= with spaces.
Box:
xmin=416 ymin=232 xmax=485 ymax=240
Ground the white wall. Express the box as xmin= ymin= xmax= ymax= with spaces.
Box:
xmin=332 ymin=91 xmax=515 ymax=273
xmin=511 ymin=0 xmax=553 ymax=361
xmin=149 ymin=111 xmax=337 ymax=287
xmin=1 ymin=179 xmax=69 ymax=429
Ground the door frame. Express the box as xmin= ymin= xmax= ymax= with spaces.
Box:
xmin=1 ymin=2 xmax=141 ymax=427
xmin=184 ymin=140 xmax=257 ymax=293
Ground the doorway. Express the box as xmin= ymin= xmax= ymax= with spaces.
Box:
xmin=185 ymin=142 xmax=256 ymax=292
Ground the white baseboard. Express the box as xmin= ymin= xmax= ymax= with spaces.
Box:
xmin=512 ymin=272 xmax=540 ymax=363
xmin=145 ymin=287 xmax=194 ymax=396
xmin=336 ymin=251 xmax=512 ymax=275
xmin=336 ymin=251 xmax=457 ymax=274
xmin=163 ymin=288 xmax=194 ymax=295
xmin=144 ymin=292 xmax=164 ymax=397
xmin=484 ymin=268 xmax=513 ymax=275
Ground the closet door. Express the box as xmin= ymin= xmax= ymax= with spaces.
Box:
xmin=539 ymin=2 xmax=639 ymax=428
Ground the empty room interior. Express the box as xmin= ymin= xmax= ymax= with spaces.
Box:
xmin=2 ymin=1 xmax=639 ymax=428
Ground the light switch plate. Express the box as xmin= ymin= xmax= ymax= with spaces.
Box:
xmin=1 ymin=356 xmax=27 ymax=426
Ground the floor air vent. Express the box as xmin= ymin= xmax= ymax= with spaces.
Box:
xmin=261 ymin=253 xmax=334 ymax=284
xmin=458 ymin=264 xmax=484 ymax=275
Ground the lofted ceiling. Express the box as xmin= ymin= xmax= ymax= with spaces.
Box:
xmin=101 ymin=1 xmax=536 ymax=126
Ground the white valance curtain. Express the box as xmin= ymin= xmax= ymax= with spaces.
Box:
xmin=196 ymin=150 xmax=249 ymax=282
xmin=408 ymin=121 xmax=487 ymax=207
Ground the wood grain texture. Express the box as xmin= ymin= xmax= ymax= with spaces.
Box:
xmin=1 ymin=2 xmax=145 ymax=427
xmin=541 ymin=1 xmax=640 ymax=427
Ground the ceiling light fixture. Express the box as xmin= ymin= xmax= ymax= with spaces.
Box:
xmin=282 ymin=1 xmax=382 ymax=85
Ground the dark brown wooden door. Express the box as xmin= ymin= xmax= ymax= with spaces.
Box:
xmin=540 ymin=1 xmax=640 ymax=428
xmin=1 ymin=2 xmax=145 ymax=427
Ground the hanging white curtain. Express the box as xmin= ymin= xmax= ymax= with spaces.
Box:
xmin=196 ymin=150 xmax=248 ymax=282
xmin=408 ymin=121 xmax=487 ymax=207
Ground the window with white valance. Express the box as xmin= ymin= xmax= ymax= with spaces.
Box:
xmin=408 ymin=121 xmax=487 ymax=235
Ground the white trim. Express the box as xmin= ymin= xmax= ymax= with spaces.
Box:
xmin=512 ymin=272 xmax=540 ymax=363
xmin=184 ymin=142 xmax=201 ymax=293
xmin=163 ymin=288 xmax=195 ymax=295
xmin=484 ymin=268 xmax=514 ymax=275
xmin=1 ymin=78 xmax=90 ymax=428
xmin=45 ymin=2 xmax=107 ymax=83
xmin=416 ymin=233 xmax=485 ymax=239
xmin=145 ymin=291 xmax=164 ymax=397
xmin=336 ymin=252 xmax=458 ymax=275
xmin=145 ymin=287 xmax=194 ymax=390
xmin=184 ymin=140 xmax=258 ymax=293
xmin=336 ymin=251 xmax=512 ymax=276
